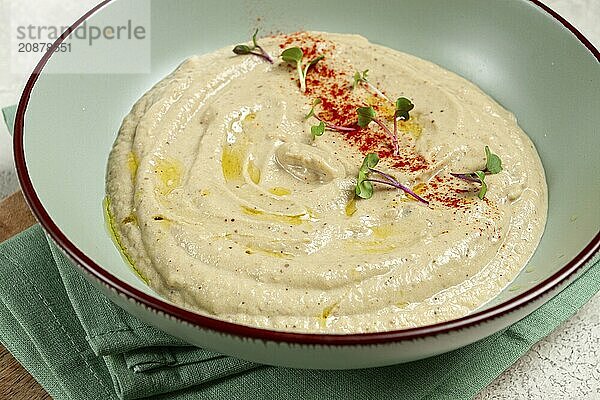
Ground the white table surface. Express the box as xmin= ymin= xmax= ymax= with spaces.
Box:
xmin=0 ymin=1 xmax=598 ymax=398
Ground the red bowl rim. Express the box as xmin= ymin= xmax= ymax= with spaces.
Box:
xmin=13 ymin=0 xmax=600 ymax=345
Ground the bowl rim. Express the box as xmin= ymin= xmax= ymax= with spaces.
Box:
xmin=13 ymin=0 xmax=600 ymax=345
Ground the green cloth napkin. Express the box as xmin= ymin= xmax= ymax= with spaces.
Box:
xmin=1 ymin=104 xmax=599 ymax=399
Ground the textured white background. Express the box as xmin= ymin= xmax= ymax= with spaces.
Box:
xmin=0 ymin=1 xmax=598 ymax=398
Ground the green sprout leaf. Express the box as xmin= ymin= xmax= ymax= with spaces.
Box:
xmin=251 ymin=28 xmax=259 ymax=47
xmin=281 ymin=47 xmax=303 ymax=64
xmin=394 ymin=97 xmax=414 ymax=120
xmin=307 ymin=55 xmax=324 ymax=69
xmin=360 ymin=152 xmax=380 ymax=173
xmin=304 ymin=98 xmax=322 ymax=120
xmin=474 ymin=171 xmax=487 ymax=199
xmin=485 ymin=146 xmax=503 ymax=174
xmin=352 ymin=69 xmax=369 ymax=90
xmin=355 ymin=153 xmax=380 ymax=199
xmin=232 ymin=44 xmax=252 ymax=55
xmin=355 ymin=173 xmax=373 ymax=199
xmin=357 ymin=106 xmax=376 ymax=128
xmin=303 ymin=55 xmax=324 ymax=80
xmin=311 ymin=121 xmax=326 ymax=139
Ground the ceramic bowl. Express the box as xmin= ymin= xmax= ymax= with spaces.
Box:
xmin=14 ymin=0 xmax=599 ymax=369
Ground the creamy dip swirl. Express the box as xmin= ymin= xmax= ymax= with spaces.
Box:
xmin=106 ymin=32 xmax=547 ymax=333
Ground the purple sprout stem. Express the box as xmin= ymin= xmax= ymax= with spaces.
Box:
xmin=450 ymin=172 xmax=481 ymax=183
xmin=372 ymin=118 xmax=399 ymax=156
xmin=367 ymin=169 xmax=429 ymax=205
xmin=249 ymin=47 xmax=274 ymax=64
xmin=325 ymin=122 xmax=357 ymax=132
xmin=256 ymin=46 xmax=274 ymax=63
xmin=368 ymin=168 xmax=398 ymax=185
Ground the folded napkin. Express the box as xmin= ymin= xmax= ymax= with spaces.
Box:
xmin=1 ymin=105 xmax=599 ymax=399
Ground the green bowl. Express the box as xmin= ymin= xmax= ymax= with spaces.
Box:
xmin=14 ymin=0 xmax=599 ymax=369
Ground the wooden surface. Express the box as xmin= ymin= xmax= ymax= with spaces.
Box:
xmin=0 ymin=191 xmax=52 ymax=400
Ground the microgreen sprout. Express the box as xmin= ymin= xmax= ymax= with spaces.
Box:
xmin=281 ymin=47 xmax=324 ymax=92
xmin=356 ymin=97 xmax=415 ymax=156
xmin=451 ymin=146 xmax=503 ymax=199
xmin=391 ymin=97 xmax=414 ymax=156
xmin=304 ymin=98 xmax=322 ymax=120
xmin=232 ymin=29 xmax=274 ymax=63
xmin=355 ymin=153 xmax=429 ymax=204
xmin=352 ymin=69 xmax=389 ymax=100
xmin=355 ymin=153 xmax=379 ymax=199
xmin=304 ymin=98 xmax=356 ymax=139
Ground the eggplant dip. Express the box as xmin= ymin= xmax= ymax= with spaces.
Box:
xmin=105 ymin=31 xmax=547 ymax=333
